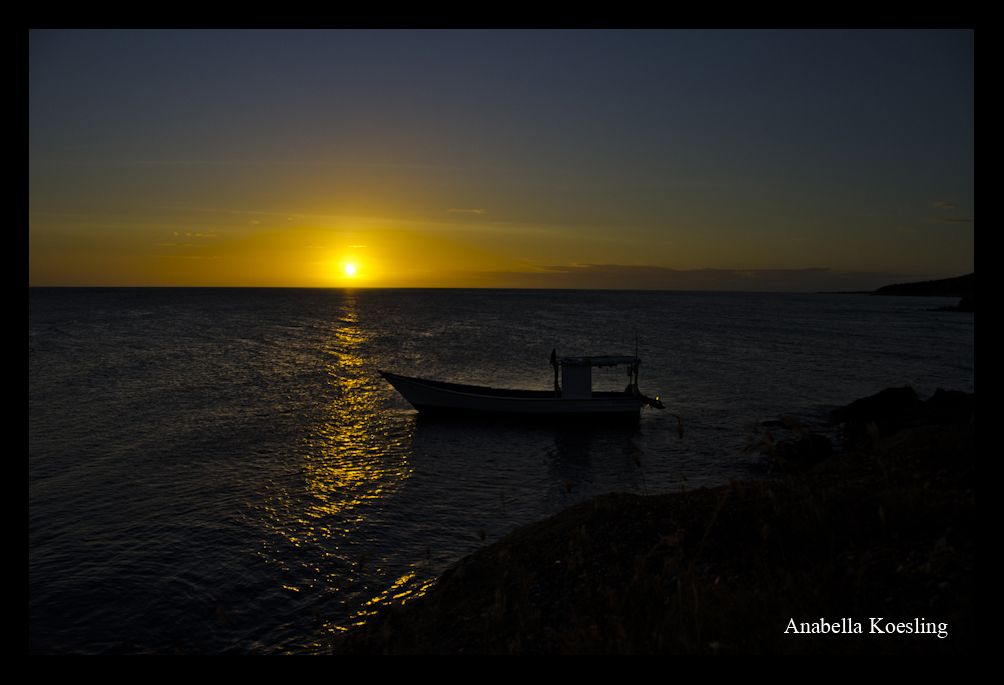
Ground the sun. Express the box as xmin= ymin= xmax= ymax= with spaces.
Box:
xmin=335 ymin=254 xmax=363 ymax=281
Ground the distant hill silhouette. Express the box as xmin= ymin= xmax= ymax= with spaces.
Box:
xmin=872 ymin=273 xmax=974 ymax=298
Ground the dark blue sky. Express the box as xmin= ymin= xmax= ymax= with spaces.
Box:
xmin=30 ymin=30 xmax=973 ymax=288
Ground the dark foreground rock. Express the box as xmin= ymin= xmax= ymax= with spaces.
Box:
xmin=834 ymin=387 xmax=975 ymax=451
xmin=332 ymin=391 xmax=973 ymax=654
xmin=932 ymin=295 xmax=974 ymax=312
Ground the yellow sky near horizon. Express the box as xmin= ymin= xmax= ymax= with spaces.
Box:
xmin=29 ymin=202 xmax=974 ymax=290
xmin=29 ymin=220 xmax=543 ymax=288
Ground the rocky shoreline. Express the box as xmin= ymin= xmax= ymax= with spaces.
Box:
xmin=331 ymin=388 xmax=973 ymax=654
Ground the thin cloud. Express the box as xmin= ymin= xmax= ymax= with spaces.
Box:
xmin=933 ymin=201 xmax=960 ymax=209
xmin=928 ymin=218 xmax=974 ymax=223
xmin=158 ymin=254 xmax=217 ymax=259
xmin=447 ymin=208 xmax=487 ymax=214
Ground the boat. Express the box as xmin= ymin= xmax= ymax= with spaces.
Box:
xmin=380 ymin=351 xmax=664 ymax=417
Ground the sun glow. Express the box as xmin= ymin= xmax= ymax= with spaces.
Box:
xmin=336 ymin=255 xmax=363 ymax=281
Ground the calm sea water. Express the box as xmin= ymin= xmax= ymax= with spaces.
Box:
xmin=28 ymin=288 xmax=973 ymax=653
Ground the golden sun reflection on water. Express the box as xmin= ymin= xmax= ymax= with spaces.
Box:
xmin=342 ymin=571 xmax=437 ymax=632
xmin=304 ymin=300 xmax=413 ymax=520
xmin=260 ymin=292 xmax=424 ymax=635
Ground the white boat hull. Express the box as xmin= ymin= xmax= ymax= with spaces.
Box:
xmin=380 ymin=371 xmax=644 ymax=416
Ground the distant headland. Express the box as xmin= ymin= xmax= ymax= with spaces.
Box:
xmin=871 ymin=272 xmax=974 ymax=298
xmin=820 ymin=273 xmax=974 ymax=311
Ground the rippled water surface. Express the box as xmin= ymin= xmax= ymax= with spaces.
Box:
xmin=28 ymin=288 xmax=973 ymax=653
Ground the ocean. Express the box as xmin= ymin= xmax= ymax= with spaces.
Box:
xmin=28 ymin=288 xmax=974 ymax=653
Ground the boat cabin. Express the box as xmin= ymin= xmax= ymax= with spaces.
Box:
xmin=554 ymin=355 xmax=641 ymax=399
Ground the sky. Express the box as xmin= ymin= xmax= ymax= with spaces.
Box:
xmin=29 ymin=29 xmax=974 ymax=290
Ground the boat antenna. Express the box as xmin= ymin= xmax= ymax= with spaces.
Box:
xmin=551 ymin=348 xmax=560 ymax=397
xmin=634 ymin=329 xmax=640 ymax=388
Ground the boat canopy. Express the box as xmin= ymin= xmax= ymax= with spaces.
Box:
xmin=556 ymin=355 xmax=640 ymax=367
